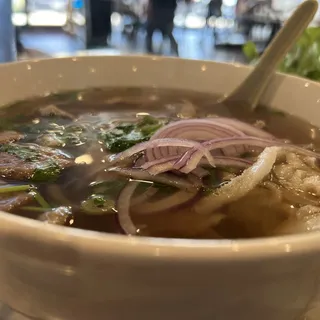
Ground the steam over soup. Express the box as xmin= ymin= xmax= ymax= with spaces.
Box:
xmin=0 ymin=87 xmax=320 ymax=239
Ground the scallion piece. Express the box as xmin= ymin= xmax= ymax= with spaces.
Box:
xmin=21 ymin=206 xmax=48 ymax=212
xmin=30 ymin=191 xmax=51 ymax=209
xmin=0 ymin=185 xmax=31 ymax=193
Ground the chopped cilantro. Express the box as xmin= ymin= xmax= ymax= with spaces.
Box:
xmin=0 ymin=143 xmax=64 ymax=182
xmin=31 ymin=161 xmax=62 ymax=182
xmin=0 ymin=144 xmax=41 ymax=162
xmin=140 ymin=123 xmax=163 ymax=136
xmin=137 ymin=115 xmax=159 ymax=127
xmin=60 ymin=125 xmax=88 ymax=146
xmin=37 ymin=124 xmax=89 ymax=148
xmin=99 ymin=116 xmax=165 ymax=153
xmin=13 ymin=117 xmax=72 ymax=136
xmin=81 ymin=194 xmax=115 ymax=215
xmin=116 ymin=123 xmax=135 ymax=134
xmin=105 ymin=131 xmax=147 ymax=152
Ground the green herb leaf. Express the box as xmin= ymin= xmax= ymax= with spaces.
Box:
xmin=31 ymin=162 xmax=62 ymax=182
xmin=81 ymin=194 xmax=115 ymax=215
xmin=99 ymin=116 xmax=165 ymax=153
xmin=0 ymin=144 xmax=41 ymax=162
xmin=137 ymin=115 xmax=160 ymax=127
xmin=243 ymin=41 xmax=259 ymax=62
xmin=140 ymin=123 xmax=163 ymax=137
xmin=244 ymin=27 xmax=320 ymax=82
xmin=37 ymin=123 xmax=89 ymax=148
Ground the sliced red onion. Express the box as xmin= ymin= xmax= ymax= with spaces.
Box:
xmin=142 ymin=156 xmax=179 ymax=175
xmin=108 ymin=167 xmax=198 ymax=191
xmin=134 ymin=156 xmax=146 ymax=167
xmin=143 ymin=154 xmax=252 ymax=175
xmin=131 ymin=187 xmax=158 ymax=206
xmin=209 ymin=118 xmax=274 ymax=139
xmin=200 ymin=157 xmax=253 ymax=168
xmin=146 ymin=119 xmax=246 ymax=161
xmin=117 ymin=181 xmax=139 ymax=235
xmin=176 ymin=137 xmax=320 ymax=174
xmin=132 ymin=190 xmax=199 ymax=215
xmin=108 ymin=138 xmax=214 ymax=167
xmin=117 ymin=181 xmax=199 ymax=235
xmin=150 ymin=119 xmax=244 ymax=141
xmin=194 ymin=147 xmax=280 ymax=214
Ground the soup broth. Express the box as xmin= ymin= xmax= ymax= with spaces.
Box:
xmin=0 ymin=87 xmax=320 ymax=239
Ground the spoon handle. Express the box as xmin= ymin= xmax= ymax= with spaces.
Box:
xmin=227 ymin=0 xmax=318 ymax=109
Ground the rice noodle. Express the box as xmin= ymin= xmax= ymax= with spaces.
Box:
xmin=131 ymin=187 xmax=158 ymax=207
xmin=132 ymin=190 xmax=199 ymax=215
xmin=195 ymin=147 xmax=280 ymax=214
xmin=273 ymin=152 xmax=320 ymax=198
xmin=275 ymin=205 xmax=320 ymax=235
xmin=281 ymin=187 xmax=320 ymax=206
xmin=117 ymin=182 xmax=139 ymax=235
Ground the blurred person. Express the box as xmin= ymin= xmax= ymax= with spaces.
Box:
xmin=208 ymin=0 xmax=222 ymax=18
xmin=88 ymin=0 xmax=113 ymax=47
xmin=15 ymin=27 xmax=51 ymax=60
xmin=235 ymin=0 xmax=250 ymax=16
xmin=120 ymin=0 xmax=143 ymax=41
xmin=145 ymin=0 xmax=181 ymax=55
xmin=15 ymin=27 xmax=23 ymax=55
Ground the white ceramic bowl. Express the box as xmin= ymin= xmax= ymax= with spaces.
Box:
xmin=0 ymin=56 xmax=320 ymax=320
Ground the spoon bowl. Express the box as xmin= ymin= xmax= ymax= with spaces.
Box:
xmin=213 ymin=0 xmax=319 ymax=115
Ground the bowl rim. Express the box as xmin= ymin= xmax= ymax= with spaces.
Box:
xmin=1 ymin=55 xmax=320 ymax=261
xmin=2 ymin=210 xmax=320 ymax=261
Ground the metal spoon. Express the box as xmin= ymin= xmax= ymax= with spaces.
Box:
xmin=214 ymin=0 xmax=318 ymax=113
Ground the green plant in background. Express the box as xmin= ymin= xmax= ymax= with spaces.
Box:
xmin=243 ymin=27 xmax=320 ymax=81
xmin=242 ymin=41 xmax=260 ymax=63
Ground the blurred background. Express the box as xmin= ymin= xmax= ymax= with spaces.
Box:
xmin=4 ymin=0 xmax=320 ymax=63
